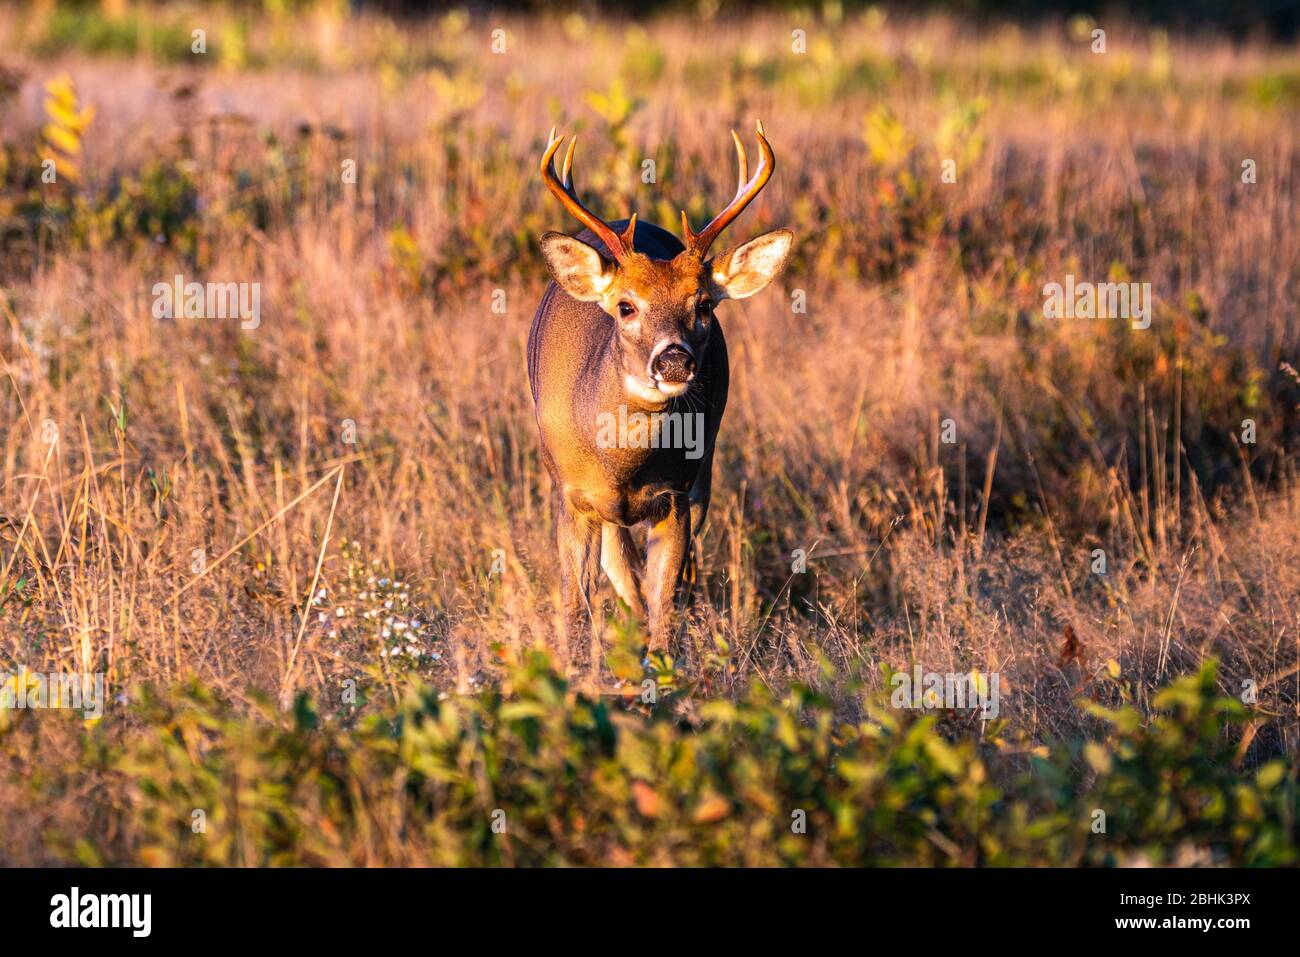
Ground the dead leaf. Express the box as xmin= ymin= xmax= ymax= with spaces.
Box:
xmin=632 ymin=780 xmax=660 ymax=819
xmin=692 ymin=793 xmax=730 ymax=824
xmin=1059 ymin=623 xmax=1083 ymax=664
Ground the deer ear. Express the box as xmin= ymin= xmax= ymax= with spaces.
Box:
xmin=709 ymin=228 xmax=794 ymax=301
xmin=540 ymin=232 xmax=616 ymax=301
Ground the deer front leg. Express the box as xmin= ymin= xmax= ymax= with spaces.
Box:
xmin=557 ymin=503 xmax=601 ymax=673
xmin=601 ymin=523 xmax=646 ymax=619
xmin=643 ymin=495 xmax=691 ymax=654
xmin=685 ymin=443 xmax=715 ymax=588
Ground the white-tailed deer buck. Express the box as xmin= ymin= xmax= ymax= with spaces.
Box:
xmin=528 ymin=120 xmax=793 ymax=665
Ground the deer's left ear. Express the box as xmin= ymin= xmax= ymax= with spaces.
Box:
xmin=709 ymin=229 xmax=794 ymax=301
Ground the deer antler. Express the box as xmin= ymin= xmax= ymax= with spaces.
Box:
xmin=681 ymin=119 xmax=776 ymax=257
xmin=541 ymin=128 xmax=631 ymax=262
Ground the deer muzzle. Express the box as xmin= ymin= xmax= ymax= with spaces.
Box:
xmin=650 ymin=342 xmax=697 ymax=387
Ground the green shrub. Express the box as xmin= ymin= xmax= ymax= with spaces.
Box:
xmin=17 ymin=656 xmax=1288 ymax=866
xmin=35 ymin=7 xmax=198 ymax=64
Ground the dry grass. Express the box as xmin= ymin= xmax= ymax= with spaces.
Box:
xmin=0 ymin=2 xmax=1296 ymax=822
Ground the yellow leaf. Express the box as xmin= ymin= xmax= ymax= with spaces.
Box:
xmin=1257 ymin=762 xmax=1285 ymax=790
xmin=43 ymin=74 xmax=76 ymax=104
xmin=863 ymin=105 xmax=912 ymax=167
xmin=43 ymin=124 xmax=82 ymax=156
xmin=1083 ymin=741 xmax=1112 ymax=774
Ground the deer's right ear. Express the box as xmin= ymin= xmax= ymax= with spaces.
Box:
xmin=540 ymin=232 xmax=616 ymax=302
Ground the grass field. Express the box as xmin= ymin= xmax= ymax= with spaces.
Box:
xmin=0 ymin=2 xmax=1297 ymax=865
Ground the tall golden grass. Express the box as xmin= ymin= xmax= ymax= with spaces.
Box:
xmin=0 ymin=4 xmax=1296 ymax=858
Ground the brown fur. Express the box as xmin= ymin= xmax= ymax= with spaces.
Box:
xmin=529 ymin=217 xmax=790 ymax=667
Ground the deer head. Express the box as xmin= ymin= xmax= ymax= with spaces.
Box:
xmin=538 ymin=121 xmax=793 ymax=405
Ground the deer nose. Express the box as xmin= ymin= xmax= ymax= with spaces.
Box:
xmin=650 ymin=342 xmax=696 ymax=384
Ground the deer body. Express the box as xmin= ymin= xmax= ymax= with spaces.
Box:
xmin=529 ymin=220 xmax=727 ymax=528
xmin=529 ymin=123 xmax=792 ymax=663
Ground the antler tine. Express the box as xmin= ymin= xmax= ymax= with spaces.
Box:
xmin=540 ymin=128 xmax=628 ymax=262
xmin=730 ymin=130 xmax=748 ymax=193
xmin=618 ymin=212 xmax=637 ymax=249
xmin=684 ymin=119 xmax=776 ymax=257
xmin=561 ymin=136 xmax=577 ymax=191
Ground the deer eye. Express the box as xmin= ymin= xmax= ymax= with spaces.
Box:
xmin=617 ymin=301 xmax=636 ymax=319
xmin=696 ymin=299 xmax=713 ymax=319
